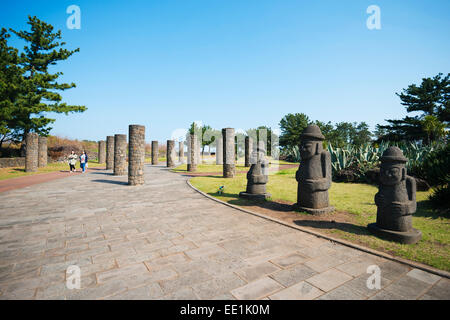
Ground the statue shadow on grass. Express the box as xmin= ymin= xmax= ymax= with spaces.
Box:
xmin=91 ymin=179 xmax=128 ymax=185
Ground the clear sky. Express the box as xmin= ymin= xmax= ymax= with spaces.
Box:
xmin=2 ymin=0 xmax=449 ymax=143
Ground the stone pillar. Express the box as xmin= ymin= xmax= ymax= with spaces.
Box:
xmin=128 ymin=125 xmax=145 ymax=186
xmin=216 ymin=136 xmax=223 ymax=165
xmin=114 ymin=134 xmax=127 ymax=176
xmin=151 ymin=141 xmax=158 ymax=165
xmin=368 ymin=147 xmax=421 ymax=244
xmin=167 ymin=140 xmax=175 ymax=167
xmin=244 ymin=136 xmax=253 ymax=167
xmin=38 ymin=136 xmax=47 ymax=168
xmin=106 ymin=136 xmax=114 ymax=170
xmin=25 ymin=132 xmax=38 ymax=172
xmin=178 ymin=141 xmax=184 ymax=163
xmin=222 ymin=128 xmax=235 ymax=178
xmin=98 ymin=140 xmax=106 ymax=164
xmin=187 ymin=134 xmax=198 ymax=172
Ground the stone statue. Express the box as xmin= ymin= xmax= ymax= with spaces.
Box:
xmin=368 ymin=147 xmax=421 ymax=244
xmin=239 ymin=141 xmax=271 ymax=200
xmin=294 ymin=125 xmax=334 ymax=215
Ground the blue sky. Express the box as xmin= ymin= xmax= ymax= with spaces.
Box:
xmin=2 ymin=0 xmax=449 ymax=143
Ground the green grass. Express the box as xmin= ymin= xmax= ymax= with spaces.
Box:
xmin=190 ymin=167 xmax=450 ymax=271
xmin=0 ymin=161 xmax=104 ymax=181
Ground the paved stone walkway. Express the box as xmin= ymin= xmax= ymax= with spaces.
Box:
xmin=0 ymin=165 xmax=448 ymax=300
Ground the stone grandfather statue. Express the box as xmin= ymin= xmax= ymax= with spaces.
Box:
xmin=294 ymin=125 xmax=334 ymax=215
xmin=239 ymin=141 xmax=271 ymax=200
xmin=368 ymin=146 xmax=421 ymax=244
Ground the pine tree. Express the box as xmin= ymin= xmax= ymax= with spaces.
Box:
xmin=9 ymin=16 xmax=86 ymax=142
xmin=0 ymin=28 xmax=24 ymax=150
xmin=378 ymin=73 xmax=449 ymax=143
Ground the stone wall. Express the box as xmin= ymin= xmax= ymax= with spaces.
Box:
xmin=0 ymin=157 xmax=25 ymax=168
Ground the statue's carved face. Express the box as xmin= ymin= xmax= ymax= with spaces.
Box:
xmin=380 ymin=164 xmax=403 ymax=185
xmin=300 ymin=141 xmax=316 ymax=160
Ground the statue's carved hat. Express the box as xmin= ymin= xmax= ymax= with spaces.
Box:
xmin=380 ymin=146 xmax=407 ymax=163
xmin=301 ymin=125 xmax=325 ymax=141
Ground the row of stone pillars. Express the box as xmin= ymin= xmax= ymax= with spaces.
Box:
xmin=24 ymin=133 xmax=48 ymax=172
xmin=102 ymin=125 xmax=184 ymax=186
xmin=186 ymin=127 xmax=251 ymax=179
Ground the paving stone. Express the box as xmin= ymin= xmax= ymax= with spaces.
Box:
xmin=231 ymin=277 xmax=284 ymax=300
xmin=306 ymin=269 xmax=353 ymax=292
xmin=317 ymin=285 xmax=366 ymax=300
xmin=269 ymin=264 xmax=317 ymax=287
xmin=335 ymin=256 xmax=380 ymax=277
xmin=270 ymin=253 xmax=309 ymax=268
xmin=304 ymin=255 xmax=345 ymax=272
xmin=96 ymin=263 xmax=148 ymax=283
xmin=421 ymin=278 xmax=450 ymax=300
xmin=383 ymin=275 xmax=431 ymax=299
xmin=235 ymin=262 xmax=280 ymax=282
xmin=369 ymin=289 xmax=406 ymax=300
xmin=192 ymin=273 xmax=246 ymax=299
xmin=66 ymin=279 xmax=128 ymax=300
xmin=339 ymin=273 xmax=391 ymax=298
xmin=159 ymin=269 xmax=212 ymax=294
xmin=105 ymin=283 xmax=163 ymax=300
xmin=269 ymin=281 xmax=324 ymax=300
xmin=378 ymin=260 xmax=410 ymax=281
xmin=163 ymin=287 xmax=199 ymax=300
xmin=406 ymin=269 xmax=441 ymax=285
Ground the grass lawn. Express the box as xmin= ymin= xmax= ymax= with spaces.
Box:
xmin=0 ymin=161 xmax=104 ymax=181
xmin=190 ymin=166 xmax=450 ymax=271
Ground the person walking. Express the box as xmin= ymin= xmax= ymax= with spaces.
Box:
xmin=68 ymin=150 xmax=78 ymax=173
xmin=79 ymin=151 xmax=87 ymax=173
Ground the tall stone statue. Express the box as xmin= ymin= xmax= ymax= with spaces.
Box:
xmin=239 ymin=141 xmax=271 ymax=200
xmin=368 ymin=147 xmax=421 ymax=244
xmin=294 ymin=125 xmax=334 ymax=215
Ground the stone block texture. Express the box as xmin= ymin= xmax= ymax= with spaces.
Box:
xmin=216 ymin=136 xmax=223 ymax=165
xmin=106 ymin=136 xmax=115 ymax=170
xmin=245 ymin=136 xmax=252 ymax=167
xmin=178 ymin=141 xmax=184 ymax=163
xmin=114 ymin=134 xmax=127 ymax=176
xmin=222 ymin=128 xmax=235 ymax=178
xmin=151 ymin=141 xmax=158 ymax=165
xmin=187 ymin=134 xmax=198 ymax=172
xmin=38 ymin=136 xmax=48 ymax=168
xmin=128 ymin=125 xmax=145 ymax=185
xmin=98 ymin=140 xmax=106 ymax=164
xmin=167 ymin=140 xmax=175 ymax=168
xmin=25 ymin=132 xmax=39 ymax=172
